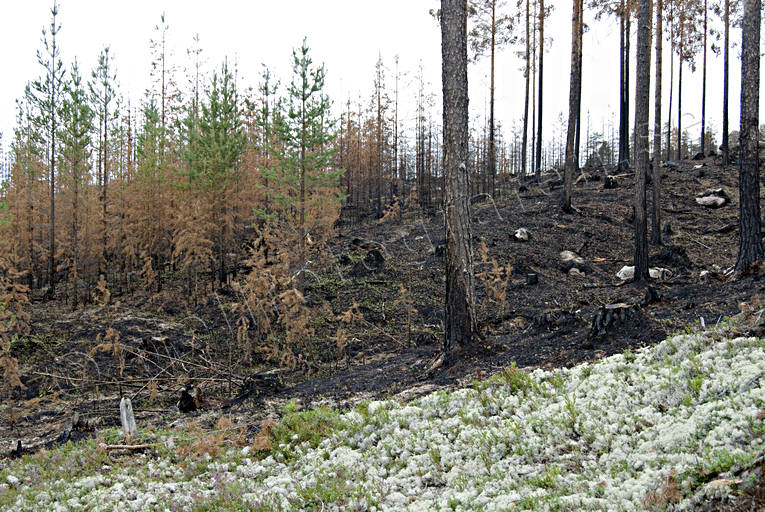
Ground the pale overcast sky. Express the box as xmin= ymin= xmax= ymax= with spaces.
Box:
xmin=0 ymin=0 xmax=757 ymax=158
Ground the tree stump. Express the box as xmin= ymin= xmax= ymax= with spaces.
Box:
xmin=589 ymin=303 xmax=635 ymax=338
xmin=119 ymin=397 xmax=138 ymax=439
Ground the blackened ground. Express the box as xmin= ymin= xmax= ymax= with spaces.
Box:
xmin=2 ymin=154 xmax=764 ymax=460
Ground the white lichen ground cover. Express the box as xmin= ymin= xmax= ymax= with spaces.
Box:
xmin=2 ymin=325 xmax=764 ymax=511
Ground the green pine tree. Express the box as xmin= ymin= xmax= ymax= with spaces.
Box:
xmin=258 ymin=38 xmax=344 ymax=290
xmin=30 ymin=0 xmax=66 ymax=298
xmin=189 ymin=61 xmax=246 ymax=284
xmin=58 ymin=60 xmax=94 ymax=306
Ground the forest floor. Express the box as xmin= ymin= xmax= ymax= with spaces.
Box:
xmin=1 ymin=153 xmax=764 ymax=463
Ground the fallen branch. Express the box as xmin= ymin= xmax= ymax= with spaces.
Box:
xmin=101 ymin=443 xmax=154 ymax=452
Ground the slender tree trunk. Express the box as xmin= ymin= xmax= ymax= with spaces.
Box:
xmin=625 ymin=13 xmax=630 ymax=165
xmin=574 ymin=2 xmax=583 ymax=172
xmin=666 ymin=18 xmax=674 ymax=161
xmin=299 ymin=98 xmax=306 ymax=291
xmin=619 ymin=6 xmax=628 ymax=172
xmin=722 ymin=0 xmax=730 ymax=165
xmin=376 ymin=60 xmax=383 ymax=218
xmin=634 ymin=0 xmax=651 ymax=282
xmin=700 ymin=0 xmax=708 ymax=154
xmin=531 ymin=0 xmax=538 ymax=181
xmin=72 ymin=173 xmax=79 ymax=307
xmin=677 ymin=27 xmax=683 ymax=160
xmin=441 ymin=0 xmax=476 ymax=357
xmin=521 ymin=0 xmax=530 ymax=183
xmin=534 ymin=0 xmax=544 ymax=182
xmin=736 ymin=0 xmax=763 ymax=271
xmin=48 ymin=53 xmax=58 ymax=298
xmin=488 ymin=1 xmax=497 ymax=197
xmin=651 ymin=0 xmax=664 ymax=245
xmin=394 ymin=56 xmax=400 ymax=198
xmin=102 ymin=93 xmax=109 ymax=278
xmin=561 ymin=0 xmax=583 ymax=213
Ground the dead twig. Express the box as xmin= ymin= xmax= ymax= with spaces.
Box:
xmin=101 ymin=443 xmax=154 ymax=452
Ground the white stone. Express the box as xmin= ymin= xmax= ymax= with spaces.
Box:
xmin=514 ymin=228 xmax=530 ymax=241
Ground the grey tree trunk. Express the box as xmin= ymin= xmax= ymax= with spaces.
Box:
xmin=441 ymin=0 xmax=477 ymax=357
xmin=666 ymin=17 xmax=674 ymax=161
xmin=735 ymin=0 xmax=763 ymax=271
xmin=521 ymin=0 xmax=530 ymax=183
xmin=722 ymin=0 xmax=730 ymax=166
xmin=561 ymin=0 xmax=583 ymax=213
xmin=488 ymin=1 xmax=497 ymax=197
xmin=633 ymin=0 xmax=651 ymax=282
xmin=534 ymin=0 xmax=544 ymax=183
xmin=700 ymin=0 xmax=708 ymax=154
xmin=618 ymin=6 xmax=631 ymax=173
xmin=651 ymin=0 xmax=663 ymax=245
xmin=677 ymin=28 xmax=683 ymax=160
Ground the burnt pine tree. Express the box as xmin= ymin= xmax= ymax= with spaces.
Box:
xmin=534 ymin=0 xmax=545 ymax=182
xmin=561 ymin=0 xmax=583 ymax=212
xmin=699 ymin=0 xmax=708 ymax=154
xmin=651 ymin=0 xmax=664 ymax=244
xmin=31 ymin=1 xmax=66 ymax=298
xmin=618 ymin=0 xmax=631 ymax=173
xmin=633 ymin=0 xmax=651 ymax=282
xmin=719 ymin=0 xmax=732 ymax=165
xmin=468 ymin=0 xmax=513 ymax=197
xmin=520 ymin=0 xmax=531 ymax=182
xmin=441 ymin=0 xmax=477 ymax=360
xmin=735 ymin=0 xmax=763 ymax=271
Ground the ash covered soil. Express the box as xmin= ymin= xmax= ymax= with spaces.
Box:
xmin=2 ymin=155 xmax=764 ymax=457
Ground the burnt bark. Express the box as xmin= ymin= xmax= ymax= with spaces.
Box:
xmin=651 ymin=0 xmax=663 ymax=245
xmin=666 ymin=16 xmax=674 ymax=162
xmin=442 ymin=0 xmax=477 ymax=355
xmin=618 ymin=6 xmax=631 ymax=173
xmin=534 ymin=0 xmax=545 ymax=183
xmin=633 ymin=0 xmax=651 ymax=282
xmin=677 ymin=25 xmax=684 ymax=160
xmin=561 ymin=0 xmax=583 ymax=212
xmin=521 ymin=0 xmax=531 ymax=183
xmin=735 ymin=0 xmax=763 ymax=271
xmin=721 ymin=0 xmax=730 ymax=166
xmin=488 ymin=1 xmax=497 ymax=197
xmin=700 ymin=0 xmax=708 ymax=154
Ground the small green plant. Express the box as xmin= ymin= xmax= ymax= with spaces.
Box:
xmin=527 ymin=464 xmax=561 ymax=489
xmin=500 ymin=362 xmax=536 ymax=394
xmin=565 ymin=394 xmax=579 ymax=432
xmin=689 ymin=376 xmax=703 ymax=396
xmin=270 ymin=402 xmax=346 ymax=463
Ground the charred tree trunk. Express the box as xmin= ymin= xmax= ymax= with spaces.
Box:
xmin=700 ymin=0 xmax=708 ymax=154
xmin=534 ymin=0 xmax=545 ymax=183
xmin=651 ymin=0 xmax=664 ymax=245
xmin=575 ymin=2 xmax=583 ymax=170
xmin=561 ymin=0 xmax=583 ymax=213
xmin=666 ymin=17 xmax=674 ymax=162
xmin=722 ymin=0 xmax=730 ymax=166
xmin=677 ymin=25 xmax=684 ymax=161
xmin=735 ymin=0 xmax=763 ymax=271
xmin=618 ymin=5 xmax=631 ymax=173
xmin=521 ymin=0 xmax=531 ymax=183
xmin=441 ymin=0 xmax=477 ymax=356
xmin=634 ymin=0 xmax=651 ymax=282
xmin=488 ymin=1 xmax=497 ymax=197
